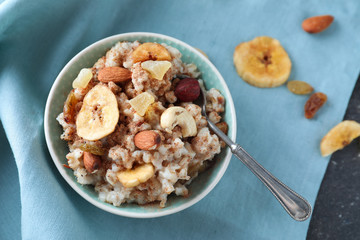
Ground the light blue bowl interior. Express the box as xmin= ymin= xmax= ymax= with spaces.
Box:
xmin=46 ymin=34 xmax=234 ymax=214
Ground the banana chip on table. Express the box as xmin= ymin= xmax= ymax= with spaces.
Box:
xmin=233 ymin=36 xmax=292 ymax=88
xmin=320 ymin=120 xmax=360 ymax=157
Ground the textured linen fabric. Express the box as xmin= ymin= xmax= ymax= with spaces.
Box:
xmin=1 ymin=0 xmax=359 ymax=239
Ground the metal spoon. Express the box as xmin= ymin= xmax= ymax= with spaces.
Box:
xmin=196 ymin=80 xmax=312 ymax=221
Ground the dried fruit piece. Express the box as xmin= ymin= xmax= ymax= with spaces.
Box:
xmin=63 ymin=90 xmax=78 ymax=124
xmin=76 ymin=85 xmax=119 ymax=141
xmin=302 ymin=15 xmax=334 ymax=33
xmin=287 ymin=80 xmax=314 ymax=95
xmin=117 ymin=163 xmax=155 ymax=188
xmin=132 ymin=42 xmax=172 ymax=63
xmin=98 ymin=67 xmax=132 ymax=83
xmin=320 ymin=121 xmax=360 ymax=156
xmin=144 ymin=103 xmax=165 ymax=126
xmin=233 ymin=36 xmax=291 ymax=88
xmin=73 ymin=142 xmax=105 ymax=156
xmin=188 ymin=160 xmax=212 ymax=178
xmin=304 ymin=92 xmax=327 ymax=119
xmin=216 ymin=122 xmax=228 ymax=134
xmin=160 ymin=106 xmax=197 ymax=137
xmin=134 ymin=130 xmax=161 ymax=150
xmin=129 ymin=92 xmax=155 ymax=116
xmin=72 ymin=68 xmax=93 ymax=89
xmin=141 ymin=60 xmax=172 ymax=80
xmin=83 ymin=152 xmax=102 ymax=173
xmin=174 ymin=78 xmax=200 ymax=102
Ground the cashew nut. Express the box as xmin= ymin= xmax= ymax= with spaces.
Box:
xmin=160 ymin=106 xmax=197 ymax=137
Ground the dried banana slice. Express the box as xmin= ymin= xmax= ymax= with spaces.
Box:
xmin=117 ymin=163 xmax=155 ymax=188
xmin=76 ymin=85 xmax=119 ymax=141
xmin=233 ymin=36 xmax=291 ymax=88
xmin=320 ymin=120 xmax=360 ymax=157
xmin=132 ymin=42 xmax=172 ymax=63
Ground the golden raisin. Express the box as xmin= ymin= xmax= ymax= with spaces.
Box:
xmin=73 ymin=141 xmax=105 ymax=156
xmin=304 ymin=92 xmax=327 ymax=119
xmin=287 ymin=80 xmax=314 ymax=95
xmin=63 ymin=90 xmax=78 ymax=124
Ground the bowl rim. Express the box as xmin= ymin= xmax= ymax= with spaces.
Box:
xmin=44 ymin=32 xmax=237 ymax=218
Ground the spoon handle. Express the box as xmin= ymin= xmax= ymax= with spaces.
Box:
xmin=206 ymin=121 xmax=311 ymax=221
xmin=232 ymin=144 xmax=312 ymax=221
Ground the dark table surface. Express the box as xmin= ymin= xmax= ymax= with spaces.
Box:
xmin=307 ymin=75 xmax=360 ymax=240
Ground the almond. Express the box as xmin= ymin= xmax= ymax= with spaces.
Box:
xmin=302 ymin=15 xmax=334 ymax=33
xmin=98 ymin=67 xmax=132 ymax=83
xmin=83 ymin=152 xmax=102 ymax=173
xmin=134 ymin=130 xmax=161 ymax=150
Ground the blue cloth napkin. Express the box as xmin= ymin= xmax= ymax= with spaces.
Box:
xmin=1 ymin=0 xmax=359 ymax=239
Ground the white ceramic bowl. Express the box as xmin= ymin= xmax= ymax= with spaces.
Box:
xmin=44 ymin=32 xmax=237 ymax=218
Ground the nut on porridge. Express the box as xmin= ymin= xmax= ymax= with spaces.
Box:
xmin=57 ymin=41 xmax=228 ymax=207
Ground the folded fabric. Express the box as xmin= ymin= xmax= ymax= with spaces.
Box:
xmin=0 ymin=0 xmax=359 ymax=239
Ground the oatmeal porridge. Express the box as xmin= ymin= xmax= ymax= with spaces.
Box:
xmin=57 ymin=41 xmax=227 ymax=207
